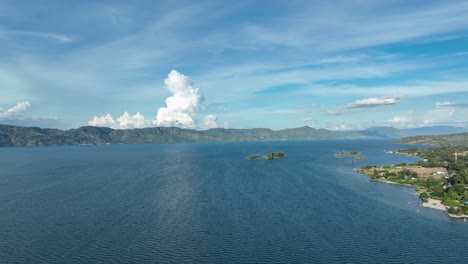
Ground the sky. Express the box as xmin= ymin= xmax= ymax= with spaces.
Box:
xmin=1 ymin=0 xmax=468 ymax=131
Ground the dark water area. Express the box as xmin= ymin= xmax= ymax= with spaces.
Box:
xmin=1 ymin=140 xmax=467 ymax=263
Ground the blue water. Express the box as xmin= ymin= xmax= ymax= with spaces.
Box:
xmin=1 ymin=140 xmax=467 ymax=263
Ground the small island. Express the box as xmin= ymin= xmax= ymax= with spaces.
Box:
xmin=335 ymin=151 xmax=364 ymax=159
xmin=356 ymin=146 xmax=468 ymax=219
xmin=246 ymin=152 xmax=286 ymax=160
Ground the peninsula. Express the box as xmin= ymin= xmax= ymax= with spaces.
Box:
xmin=356 ymin=145 xmax=468 ymax=219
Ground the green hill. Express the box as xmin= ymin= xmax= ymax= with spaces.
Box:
xmin=1 ymin=124 xmax=467 ymax=147
xmin=395 ymin=132 xmax=468 ymax=146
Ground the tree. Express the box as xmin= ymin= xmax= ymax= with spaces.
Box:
xmin=420 ymin=192 xmax=429 ymax=199
xmin=448 ymin=207 xmax=457 ymax=214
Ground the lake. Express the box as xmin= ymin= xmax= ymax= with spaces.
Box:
xmin=1 ymin=140 xmax=467 ymax=263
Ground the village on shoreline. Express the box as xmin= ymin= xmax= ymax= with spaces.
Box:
xmin=340 ymin=146 xmax=468 ymax=219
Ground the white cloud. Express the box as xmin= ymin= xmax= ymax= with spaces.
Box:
xmin=117 ymin=112 xmax=147 ymax=129
xmin=301 ymin=117 xmax=314 ymax=123
xmin=326 ymin=108 xmax=345 ymax=115
xmin=88 ymin=112 xmax=148 ymax=129
xmin=388 ymin=110 xmax=415 ymax=128
xmin=434 ymin=101 xmax=468 ymax=109
xmin=326 ymin=95 xmax=402 ymax=116
xmin=422 ymin=108 xmax=456 ymax=126
xmin=298 ymin=80 xmax=468 ymax=98
xmin=320 ymin=54 xmax=366 ymax=64
xmin=435 ymin=101 xmax=456 ymax=107
xmin=385 ymin=107 xmax=466 ymax=128
xmin=0 ymin=101 xmax=62 ymax=127
xmin=154 ymin=70 xmax=206 ymax=129
xmin=326 ymin=123 xmax=353 ymax=131
xmin=87 ymin=113 xmax=117 ymax=128
xmin=0 ymin=101 xmax=31 ymax=118
xmin=87 ymin=70 xmax=220 ymax=130
xmin=346 ymin=96 xmax=402 ymax=109
xmin=201 ymin=114 xmax=219 ymax=130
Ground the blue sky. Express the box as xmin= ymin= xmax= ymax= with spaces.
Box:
xmin=1 ymin=0 xmax=468 ymax=130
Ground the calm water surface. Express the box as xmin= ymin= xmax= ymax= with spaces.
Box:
xmin=1 ymin=140 xmax=467 ymax=263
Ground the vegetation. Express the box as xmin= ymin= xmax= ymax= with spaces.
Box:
xmin=335 ymin=151 xmax=364 ymax=159
xmin=1 ymin=124 xmax=466 ymax=147
xmin=357 ymin=145 xmax=468 ymax=217
xmin=0 ymin=124 xmax=368 ymax=147
xmin=246 ymin=152 xmax=286 ymax=160
xmin=357 ymin=165 xmax=420 ymax=185
xmin=246 ymin=155 xmax=262 ymax=160
xmin=395 ymin=132 xmax=468 ymax=146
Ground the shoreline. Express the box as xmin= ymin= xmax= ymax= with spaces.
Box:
xmin=370 ymin=178 xmax=414 ymax=187
xmin=421 ymin=198 xmax=446 ymax=211
xmin=381 ymin=180 xmax=468 ymax=219
xmin=357 ymin=170 xmax=468 ymax=219
xmin=405 ymin=186 xmax=468 ymax=219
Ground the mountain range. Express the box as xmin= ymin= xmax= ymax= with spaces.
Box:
xmin=0 ymin=124 xmax=467 ymax=147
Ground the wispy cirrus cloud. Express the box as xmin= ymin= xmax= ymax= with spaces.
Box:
xmin=305 ymin=80 xmax=468 ymax=98
xmin=0 ymin=28 xmax=73 ymax=43
xmin=435 ymin=101 xmax=456 ymax=107
xmin=435 ymin=101 xmax=468 ymax=108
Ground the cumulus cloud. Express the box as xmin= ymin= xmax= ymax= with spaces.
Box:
xmin=117 ymin=112 xmax=147 ymax=129
xmin=326 ymin=122 xmax=353 ymax=131
xmin=387 ymin=110 xmax=417 ymax=128
xmin=87 ymin=70 xmax=220 ymax=130
xmin=154 ymin=70 xmax=218 ymax=129
xmin=0 ymin=101 xmax=31 ymax=118
xmin=87 ymin=112 xmax=148 ymax=129
xmin=346 ymin=95 xmax=402 ymax=109
xmin=87 ymin=114 xmax=118 ymax=128
xmin=201 ymin=114 xmax=219 ymax=130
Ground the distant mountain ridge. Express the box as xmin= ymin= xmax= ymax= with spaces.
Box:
xmin=0 ymin=124 xmax=466 ymax=147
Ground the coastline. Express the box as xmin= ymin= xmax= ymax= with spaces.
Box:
xmin=421 ymin=199 xmax=468 ymax=219
xmin=356 ymin=169 xmax=468 ymax=219
xmin=370 ymin=178 xmax=414 ymax=187
xmin=448 ymin=213 xmax=468 ymax=219
xmin=421 ymin=198 xmax=446 ymax=211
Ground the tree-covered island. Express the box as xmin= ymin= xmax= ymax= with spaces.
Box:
xmin=246 ymin=152 xmax=286 ymax=160
xmin=356 ymin=145 xmax=468 ymax=218
xmin=335 ymin=151 xmax=365 ymax=159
